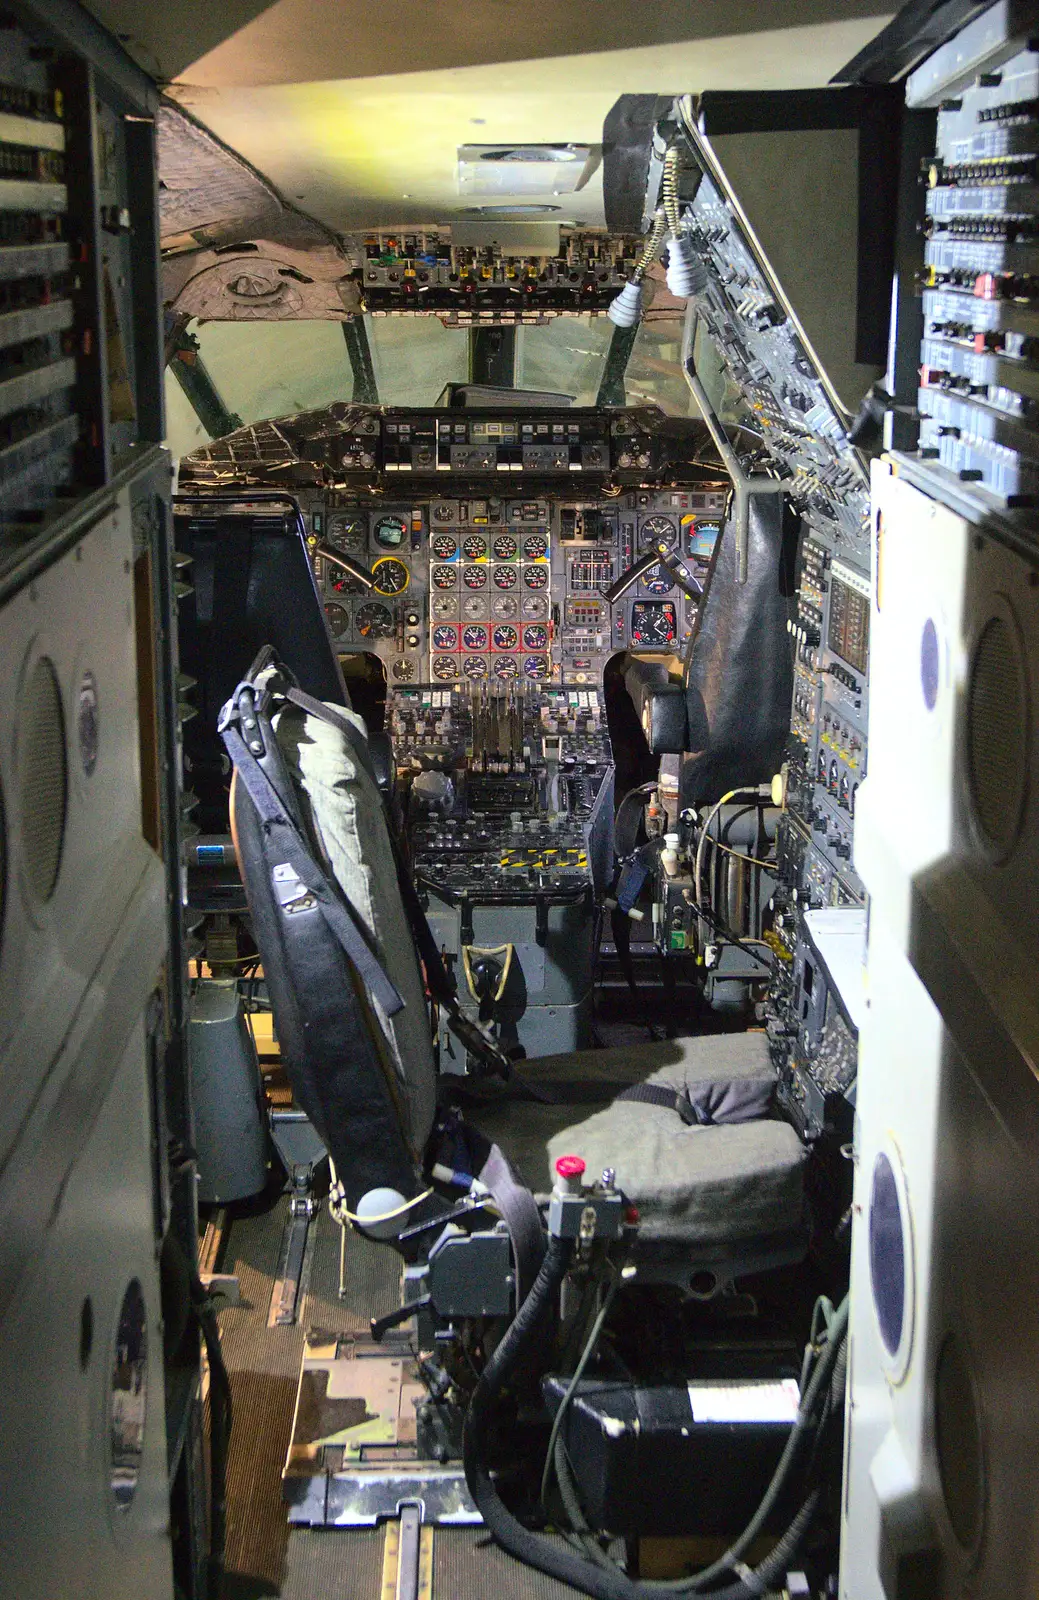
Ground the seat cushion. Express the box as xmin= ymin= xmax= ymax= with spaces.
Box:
xmin=471 ymin=1032 xmax=806 ymax=1248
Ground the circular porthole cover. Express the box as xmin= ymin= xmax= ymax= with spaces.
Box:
xmin=920 ymin=618 xmax=939 ymax=711
xmin=110 ymin=1279 xmax=148 ymax=1511
xmin=966 ymin=611 xmax=1028 ymax=854
xmin=935 ymin=1331 xmax=985 ymax=1550
xmin=869 ymin=1151 xmax=907 ymax=1359
xmin=19 ymin=655 xmax=67 ymax=903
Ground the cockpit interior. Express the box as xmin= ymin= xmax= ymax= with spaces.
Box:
xmin=2 ymin=4 xmax=1039 ymax=1599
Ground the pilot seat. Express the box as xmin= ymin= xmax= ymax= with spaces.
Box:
xmin=221 ymin=648 xmax=807 ymax=1298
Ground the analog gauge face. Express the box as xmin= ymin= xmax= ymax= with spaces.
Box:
xmin=372 ymin=556 xmax=409 ymax=595
xmin=432 ymin=593 xmax=458 ymax=619
xmin=325 ymin=602 xmax=349 ymax=635
xmin=432 ymin=502 xmax=455 ymax=523
xmin=462 ymin=594 xmax=487 ymax=619
xmin=493 ymin=654 xmax=519 ymax=680
xmin=354 ymin=601 xmax=394 ymax=639
xmin=522 ymin=623 xmax=548 ymax=650
xmin=492 ymin=594 xmax=518 ymax=619
xmin=329 ymin=569 xmax=363 ymax=595
xmin=523 ymin=653 xmax=550 ymax=681
xmin=492 ymin=563 xmax=518 ymax=590
xmin=462 ymin=623 xmax=488 ymax=652
xmin=430 ymin=532 xmax=457 ymax=560
xmin=463 ymin=654 xmax=489 ymax=681
xmin=493 ymin=535 xmax=518 ymax=560
xmin=462 ymin=564 xmax=487 ymax=590
xmin=373 ymin=513 xmax=408 ymax=549
xmin=327 ymin=513 xmax=365 ymax=553
xmin=431 ymin=564 xmax=457 ymax=589
xmin=523 ymin=533 xmax=548 ymax=560
xmin=432 ymin=624 xmax=459 ymax=652
xmin=640 ymin=514 xmax=677 ymax=551
xmin=629 ymin=600 xmax=677 ymax=648
xmin=641 ymin=563 xmax=674 ymax=596
xmin=392 ymin=657 xmax=415 ymax=681
xmin=462 ymin=534 xmax=487 ymax=560
xmin=524 ymin=564 xmax=548 ymax=589
xmin=522 ymin=594 xmax=548 ymax=619
xmin=492 ymin=624 xmax=518 ymax=651
xmin=432 ymin=655 xmax=458 ymax=681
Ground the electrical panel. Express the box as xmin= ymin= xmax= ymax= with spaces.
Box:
xmin=354 ymin=229 xmax=643 ymax=324
xmin=915 ymin=38 xmax=1039 ymax=507
xmin=664 ymin=111 xmax=872 ymax=1134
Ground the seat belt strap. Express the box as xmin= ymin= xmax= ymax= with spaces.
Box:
xmin=616 ymin=1081 xmax=702 ymax=1125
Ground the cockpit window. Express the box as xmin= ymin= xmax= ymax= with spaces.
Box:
xmin=163 ymin=309 xmax=717 ymax=460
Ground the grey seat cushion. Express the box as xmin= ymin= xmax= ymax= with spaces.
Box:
xmin=472 ymin=1032 xmax=806 ymax=1248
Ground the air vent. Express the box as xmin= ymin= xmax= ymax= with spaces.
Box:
xmin=966 ymin=613 xmax=1028 ymax=854
xmin=19 ymin=656 xmax=67 ymax=902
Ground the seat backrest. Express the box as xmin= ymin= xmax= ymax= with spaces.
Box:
xmin=680 ymin=492 xmax=796 ymax=807
xmin=226 ymin=669 xmax=437 ymax=1209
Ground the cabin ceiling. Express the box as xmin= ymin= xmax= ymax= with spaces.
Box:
xmin=87 ymin=0 xmax=892 ymax=233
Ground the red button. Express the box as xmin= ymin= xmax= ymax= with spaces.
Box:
xmin=555 ymin=1155 xmax=586 ymax=1180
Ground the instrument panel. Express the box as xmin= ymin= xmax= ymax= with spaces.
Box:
xmin=305 ymin=486 xmax=727 ymax=690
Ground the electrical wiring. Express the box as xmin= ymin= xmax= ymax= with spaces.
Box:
xmin=708 ymin=838 xmax=776 ymax=871
xmin=540 ymin=1275 xmax=620 ymax=1516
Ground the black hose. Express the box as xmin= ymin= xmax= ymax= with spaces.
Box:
xmin=463 ymin=1237 xmax=839 ymax=1600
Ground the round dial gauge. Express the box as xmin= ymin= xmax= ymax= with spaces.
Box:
xmin=462 ymin=594 xmax=487 ymax=619
xmin=462 ymin=623 xmax=488 ymax=652
xmin=640 ymin=514 xmax=677 ymax=550
xmin=432 ymin=624 xmax=459 ymax=652
xmin=432 ymin=655 xmax=458 ymax=681
xmin=522 ymin=623 xmax=548 ymax=650
xmin=492 ymin=624 xmax=518 ymax=651
xmin=462 ymin=534 xmax=487 ymax=559
xmin=430 ymin=532 xmax=457 ymax=560
xmin=523 ymin=653 xmax=550 ymax=681
xmin=493 ymin=534 xmax=518 ymax=559
xmin=325 ymin=603 xmax=348 ymax=635
xmin=492 ymin=594 xmax=518 ymax=619
xmin=329 ymin=566 xmax=363 ymax=594
xmin=354 ymin=601 xmax=394 ymax=639
xmin=630 ymin=602 xmax=677 ymax=648
xmin=432 ymin=502 xmax=455 ymax=523
xmin=392 ymin=658 xmax=415 ymax=681
xmin=431 ymin=564 xmax=457 ymax=589
xmin=462 ymin=564 xmax=487 ymax=590
xmin=373 ymin=514 xmax=408 ymax=549
xmin=523 ymin=533 xmax=548 ymax=560
xmin=492 ymin=564 xmax=518 ymax=590
xmin=493 ymin=655 xmax=519 ymax=680
xmin=327 ymin=514 xmax=365 ymax=553
xmin=524 ymin=564 xmax=548 ymax=590
xmin=522 ymin=594 xmax=548 ymax=619
xmin=432 ymin=594 xmax=458 ymax=619
xmin=641 ymin=563 xmax=674 ymax=596
xmin=372 ymin=556 xmax=409 ymax=595
xmin=463 ymin=655 xmax=489 ymax=681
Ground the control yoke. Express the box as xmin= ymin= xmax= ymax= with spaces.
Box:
xmin=605 ymin=542 xmax=703 ymax=607
xmin=316 ymin=544 xmax=377 ymax=589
